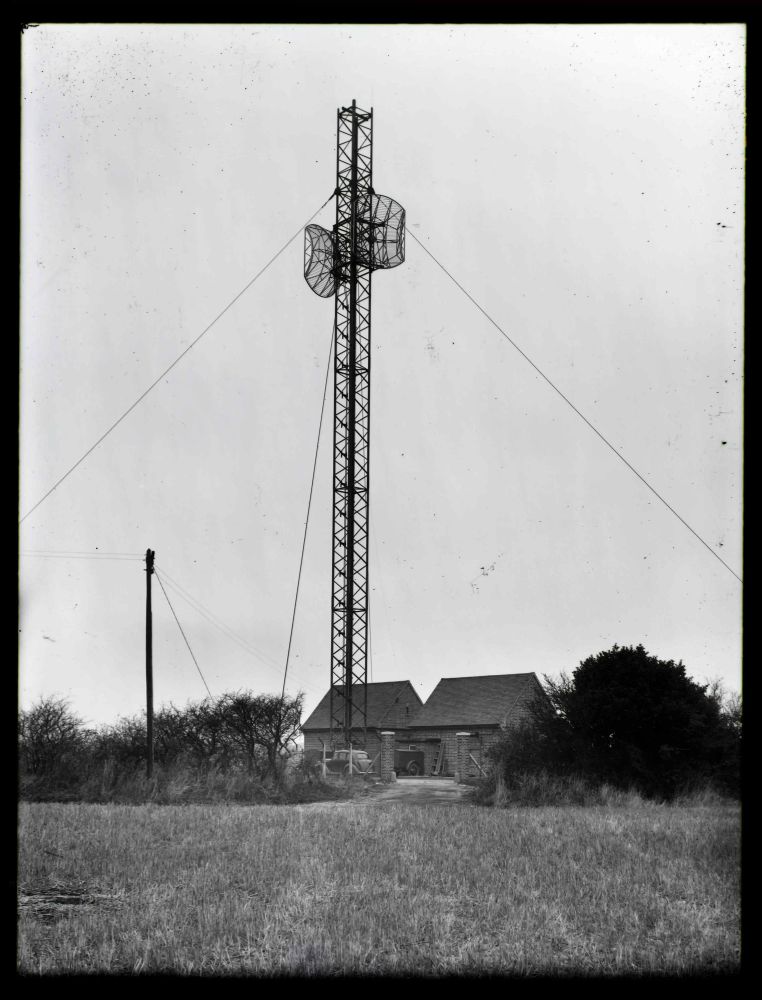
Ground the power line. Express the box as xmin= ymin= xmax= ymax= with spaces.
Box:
xmin=20 ymin=551 xmax=143 ymax=561
xmin=154 ymin=563 xmax=324 ymax=698
xmin=155 ymin=565 xmax=284 ymax=673
xmin=154 ymin=569 xmax=213 ymax=700
xmin=408 ymin=228 xmax=742 ymax=585
xmin=19 ymin=192 xmax=336 ymax=526
xmin=19 ymin=544 xmax=307 ymax=690
xmin=23 ymin=546 xmax=145 ymax=561
xmin=281 ymin=322 xmax=335 ymax=699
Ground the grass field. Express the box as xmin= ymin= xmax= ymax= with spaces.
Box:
xmin=18 ymin=799 xmax=740 ymax=976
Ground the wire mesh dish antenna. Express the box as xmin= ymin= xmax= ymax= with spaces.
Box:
xmin=361 ymin=193 xmax=406 ymax=270
xmin=304 ymin=198 xmax=405 ymax=299
xmin=304 ymin=224 xmax=337 ymax=298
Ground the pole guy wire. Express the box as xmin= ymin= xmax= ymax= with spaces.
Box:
xmin=156 ymin=565 xmax=279 ymax=663
xmin=408 ymin=228 xmax=742 ymax=585
xmin=154 ymin=568 xmax=213 ymax=700
xmin=154 ymin=563 xmax=325 ymax=699
xmin=281 ymin=322 xmax=335 ymax=700
xmin=157 ymin=564 xmax=287 ymax=673
xmin=19 ymin=192 xmax=336 ymax=526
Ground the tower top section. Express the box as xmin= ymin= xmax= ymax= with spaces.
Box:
xmin=303 ymin=103 xmax=405 ymax=299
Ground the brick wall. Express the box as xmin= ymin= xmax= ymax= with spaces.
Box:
xmin=404 ymin=726 xmax=502 ymax=776
xmin=380 ymin=731 xmax=395 ymax=782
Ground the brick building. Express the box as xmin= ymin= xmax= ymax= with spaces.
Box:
xmin=301 ymin=680 xmax=423 ymax=764
xmin=406 ymin=673 xmax=547 ymax=777
xmin=301 ymin=672 xmax=547 ymax=777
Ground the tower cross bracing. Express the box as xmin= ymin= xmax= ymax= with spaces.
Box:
xmin=303 ymin=99 xmax=405 ymax=748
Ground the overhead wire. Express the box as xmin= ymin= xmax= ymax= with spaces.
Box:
xmin=155 ymin=566 xmax=285 ymax=672
xmin=281 ymin=322 xmax=335 ymax=700
xmin=154 ymin=563 xmax=280 ymax=659
xmin=154 ymin=569 xmax=214 ymax=700
xmin=407 ymin=227 xmax=742 ymax=585
xmin=19 ymin=546 xmax=308 ymax=690
xmin=19 ymin=191 xmax=336 ymax=526
xmin=154 ymin=563 xmax=324 ymax=699
xmin=20 ymin=551 xmax=144 ymax=561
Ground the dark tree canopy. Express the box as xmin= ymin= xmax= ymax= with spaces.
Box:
xmin=548 ymin=644 xmax=735 ymax=794
xmin=491 ymin=644 xmax=740 ymax=799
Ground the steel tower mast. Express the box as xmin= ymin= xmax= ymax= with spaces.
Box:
xmin=303 ymin=100 xmax=406 ymax=749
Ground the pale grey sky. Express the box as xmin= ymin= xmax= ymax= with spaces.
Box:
xmin=20 ymin=23 xmax=744 ymax=726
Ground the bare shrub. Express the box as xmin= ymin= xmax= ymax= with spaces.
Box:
xmin=18 ymin=691 xmax=317 ymax=804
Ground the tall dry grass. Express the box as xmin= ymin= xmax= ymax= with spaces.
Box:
xmin=19 ymin=759 xmax=347 ymax=806
xmin=476 ymin=769 xmax=736 ymax=809
xmin=18 ymin=799 xmax=739 ymax=976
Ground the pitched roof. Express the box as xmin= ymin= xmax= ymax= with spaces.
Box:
xmin=410 ymin=673 xmax=539 ymax=728
xmin=301 ymin=680 xmax=424 ymax=731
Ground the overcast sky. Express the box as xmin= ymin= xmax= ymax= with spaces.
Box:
xmin=20 ymin=23 xmax=744 ymax=727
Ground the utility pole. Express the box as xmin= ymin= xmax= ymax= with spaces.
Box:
xmin=145 ymin=548 xmax=155 ymax=778
xmin=303 ymin=101 xmax=405 ymax=749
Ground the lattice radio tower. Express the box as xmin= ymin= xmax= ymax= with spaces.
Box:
xmin=303 ymin=100 xmax=405 ymax=749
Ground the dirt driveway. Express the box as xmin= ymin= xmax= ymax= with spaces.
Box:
xmin=365 ymin=777 xmax=475 ymax=806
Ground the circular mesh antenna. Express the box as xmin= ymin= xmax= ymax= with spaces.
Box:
xmin=304 ymin=224 xmax=337 ymax=298
xmin=360 ymin=193 xmax=406 ymax=271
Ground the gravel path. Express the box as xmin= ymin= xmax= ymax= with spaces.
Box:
xmin=296 ymin=778 xmax=476 ymax=809
xmin=365 ymin=777 xmax=475 ymax=806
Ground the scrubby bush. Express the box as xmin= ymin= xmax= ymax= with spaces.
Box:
xmin=17 ymin=690 xmax=341 ymax=804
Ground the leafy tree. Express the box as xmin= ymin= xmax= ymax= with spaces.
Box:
xmin=706 ymin=678 xmax=742 ymax=737
xmin=701 ymin=678 xmax=742 ymax=795
xmin=490 ymin=645 xmax=740 ymax=798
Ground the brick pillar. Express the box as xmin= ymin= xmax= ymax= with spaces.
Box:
xmin=380 ymin=731 xmax=396 ymax=783
xmin=455 ymin=732 xmax=470 ymax=783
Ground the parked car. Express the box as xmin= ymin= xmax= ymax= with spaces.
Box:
xmin=394 ymin=749 xmax=425 ymax=776
xmin=323 ymin=749 xmax=373 ymax=775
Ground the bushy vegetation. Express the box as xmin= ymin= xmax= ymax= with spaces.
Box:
xmin=484 ymin=645 xmax=741 ymax=805
xmin=18 ymin=800 xmax=740 ymax=975
xmin=17 ymin=692 xmax=341 ymax=805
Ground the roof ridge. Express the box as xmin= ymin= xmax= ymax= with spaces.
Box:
xmin=318 ymin=680 xmax=413 ymax=692
xmin=409 ymin=672 xmax=537 ymax=728
xmin=435 ymin=672 xmax=536 ymax=682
